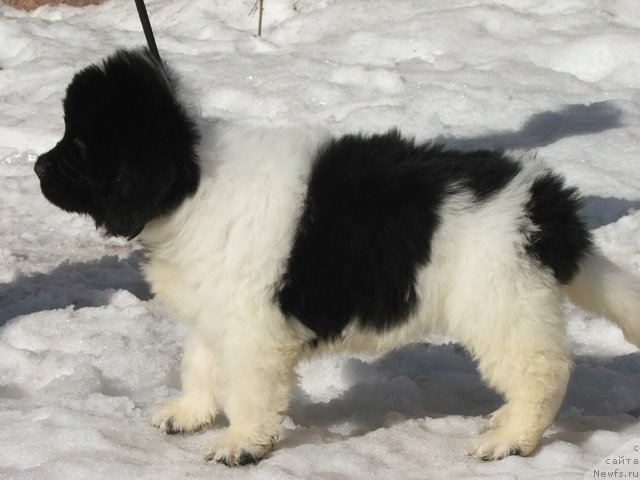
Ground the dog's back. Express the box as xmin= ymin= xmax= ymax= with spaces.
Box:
xmin=276 ymin=131 xmax=592 ymax=342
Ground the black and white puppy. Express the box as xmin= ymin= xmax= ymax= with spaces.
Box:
xmin=35 ymin=49 xmax=640 ymax=466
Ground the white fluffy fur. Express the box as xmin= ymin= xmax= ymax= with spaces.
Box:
xmin=142 ymin=120 xmax=640 ymax=465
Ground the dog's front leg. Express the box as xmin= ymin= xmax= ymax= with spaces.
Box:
xmin=152 ymin=332 xmax=220 ymax=434
xmin=204 ymin=332 xmax=302 ymax=466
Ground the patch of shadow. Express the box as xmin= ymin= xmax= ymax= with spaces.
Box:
xmin=287 ymin=343 xmax=640 ymax=445
xmin=563 ymin=353 xmax=640 ymax=419
xmin=580 ymin=196 xmax=640 ymax=229
xmin=0 ymin=383 xmax=26 ymax=400
xmin=0 ymin=251 xmax=152 ymax=327
xmin=289 ymin=343 xmax=500 ymax=437
xmin=443 ymin=100 xmax=625 ymax=151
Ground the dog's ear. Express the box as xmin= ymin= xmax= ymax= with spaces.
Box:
xmin=96 ymin=147 xmax=200 ymax=239
xmin=95 ymin=164 xmax=153 ymax=238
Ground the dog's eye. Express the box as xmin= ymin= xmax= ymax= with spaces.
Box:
xmin=73 ymin=137 xmax=87 ymax=153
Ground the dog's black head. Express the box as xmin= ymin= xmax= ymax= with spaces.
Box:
xmin=35 ymin=48 xmax=200 ymax=239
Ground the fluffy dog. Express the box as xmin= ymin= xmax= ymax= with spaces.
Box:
xmin=35 ymin=48 xmax=640 ymax=466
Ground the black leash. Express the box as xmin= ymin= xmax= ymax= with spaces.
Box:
xmin=134 ymin=0 xmax=162 ymax=64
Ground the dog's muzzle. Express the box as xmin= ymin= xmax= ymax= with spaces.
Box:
xmin=34 ymin=153 xmax=51 ymax=179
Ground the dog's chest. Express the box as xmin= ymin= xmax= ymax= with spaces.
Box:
xmin=142 ymin=123 xmax=322 ymax=329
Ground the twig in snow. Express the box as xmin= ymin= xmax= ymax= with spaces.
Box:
xmin=249 ymin=0 xmax=265 ymax=36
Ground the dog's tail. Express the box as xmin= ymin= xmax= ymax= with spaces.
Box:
xmin=565 ymin=251 xmax=640 ymax=346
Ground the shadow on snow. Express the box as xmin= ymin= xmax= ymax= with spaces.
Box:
xmin=444 ymin=100 xmax=625 ymax=151
xmin=0 ymin=250 xmax=151 ymax=328
xmin=286 ymin=342 xmax=640 ymax=452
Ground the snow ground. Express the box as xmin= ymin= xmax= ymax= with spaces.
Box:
xmin=1 ymin=0 xmax=640 ymax=478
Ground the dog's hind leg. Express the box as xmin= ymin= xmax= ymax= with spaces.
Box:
xmin=152 ymin=332 xmax=220 ymax=434
xmin=450 ymin=269 xmax=572 ymax=461
xmin=470 ymin=341 xmax=570 ymax=460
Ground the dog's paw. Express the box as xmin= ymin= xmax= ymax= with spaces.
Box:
xmin=468 ymin=430 xmax=527 ymax=461
xmin=203 ymin=432 xmax=276 ymax=467
xmin=151 ymin=395 xmax=216 ymax=434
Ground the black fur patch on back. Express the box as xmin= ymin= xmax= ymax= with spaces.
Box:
xmin=275 ymin=130 xmax=522 ymax=341
xmin=435 ymin=148 xmax=521 ymax=200
xmin=524 ymin=172 xmax=593 ymax=284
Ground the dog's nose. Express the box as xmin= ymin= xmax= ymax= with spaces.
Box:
xmin=34 ymin=154 xmax=50 ymax=179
